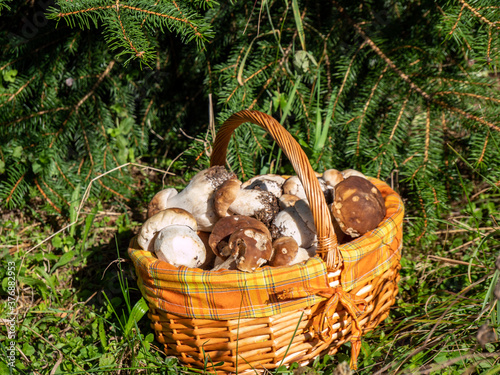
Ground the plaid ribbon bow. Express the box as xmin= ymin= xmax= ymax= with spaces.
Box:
xmin=278 ymin=286 xmax=366 ymax=369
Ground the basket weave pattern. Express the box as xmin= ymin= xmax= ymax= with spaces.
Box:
xmin=129 ymin=110 xmax=404 ymax=373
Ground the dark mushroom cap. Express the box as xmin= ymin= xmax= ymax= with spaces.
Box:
xmin=228 ymin=227 xmax=273 ymax=272
xmin=208 ymin=215 xmax=271 ymax=258
xmin=269 ymin=237 xmax=299 ymax=267
xmin=332 ymin=176 xmax=385 ymax=237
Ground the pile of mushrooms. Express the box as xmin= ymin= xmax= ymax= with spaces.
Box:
xmin=136 ymin=165 xmax=386 ymax=272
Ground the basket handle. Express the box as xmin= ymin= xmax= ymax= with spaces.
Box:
xmin=210 ymin=109 xmax=341 ymax=270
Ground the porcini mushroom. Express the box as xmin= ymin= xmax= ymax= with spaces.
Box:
xmin=240 ymin=174 xmax=286 ymax=198
xmin=278 ymin=194 xmax=301 ymax=210
xmin=228 ymin=227 xmax=273 ymax=272
xmin=154 ymin=225 xmax=206 ymax=268
xmin=270 ymin=237 xmax=316 ymax=267
xmin=138 ymin=207 xmax=198 ymax=251
xmin=212 ymin=256 xmax=238 ymax=271
xmin=147 ymin=188 xmax=178 ymax=218
xmin=146 ymin=166 xmax=236 ymax=231
xmin=282 ymin=176 xmax=307 ymax=201
xmin=270 ymin=200 xmax=317 ymax=248
xmin=322 ymin=169 xmax=344 ymax=188
xmin=208 ymin=215 xmax=272 ymax=258
xmin=332 ymin=176 xmax=385 ymax=237
xmin=341 ymin=169 xmax=367 ymax=179
xmin=214 ymin=178 xmax=279 ymax=225
xmin=283 ymin=175 xmax=333 ymax=204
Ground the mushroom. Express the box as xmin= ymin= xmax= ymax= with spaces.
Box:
xmin=278 ymin=194 xmax=301 ymax=210
xmin=270 ymin=237 xmax=316 ymax=267
xmin=208 ymin=215 xmax=272 ymax=259
xmin=228 ymin=227 xmax=274 ymax=272
xmin=146 ymin=166 xmax=236 ymax=231
xmin=138 ymin=208 xmax=198 ymax=251
xmin=197 ymin=231 xmax=217 ymax=269
xmin=283 ymin=175 xmax=333 ymax=203
xmin=212 ymin=256 xmax=238 ymax=271
xmin=154 ymin=225 xmax=206 ymax=268
xmin=241 ymin=174 xmax=286 ymax=198
xmin=331 ymin=176 xmax=385 ymax=238
xmin=270 ymin=200 xmax=317 ymax=248
xmin=214 ymin=178 xmax=279 ymax=225
xmin=147 ymin=188 xmax=178 ymax=218
xmin=282 ymin=176 xmax=307 ymax=201
xmin=341 ymin=169 xmax=367 ymax=179
xmin=322 ymin=169 xmax=344 ymax=188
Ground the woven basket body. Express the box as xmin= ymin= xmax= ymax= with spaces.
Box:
xmin=129 ymin=110 xmax=404 ymax=373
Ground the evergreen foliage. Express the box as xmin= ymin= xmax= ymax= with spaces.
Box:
xmin=1 ymin=0 xmax=500 ymax=246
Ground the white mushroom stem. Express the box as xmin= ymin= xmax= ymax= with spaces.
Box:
xmin=271 ymin=204 xmax=317 ymax=249
xmin=154 ymin=225 xmax=206 ymax=268
xmin=212 ymin=256 xmax=237 ymax=271
xmin=241 ymin=174 xmax=286 ymax=198
xmin=228 ymin=190 xmax=277 ymax=218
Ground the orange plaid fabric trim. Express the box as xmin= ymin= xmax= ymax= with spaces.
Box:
xmin=129 ymin=239 xmax=329 ymax=319
xmin=128 ymin=178 xmax=403 ymax=320
xmin=339 ymin=178 xmax=404 ymax=291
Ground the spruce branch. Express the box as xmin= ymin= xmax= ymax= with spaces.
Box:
xmin=333 ymin=0 xmax=500 ymax=134
xmin=355 ymin=65 xmax=388 ymax=159
xmin=457 ymin=0 xmax=500 ymax=31
xmin=50 ymin=0 xmax=214 ymax=64
xmin=34 ymin=178 xmax=62 ymax=214
xmin=49 ymin=60 xmax=115 ymax=148
xmin=332 ymin=0 xmax=432 ymax=101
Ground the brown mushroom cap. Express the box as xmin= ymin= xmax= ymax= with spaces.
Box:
xmin=322 ymin=169 xmax=344 ymax=188
xmin=332 ymin=176 xmax=385 ymax=237
xmin=213 ymin=178 xmax=242 ymax=217
xmin=208 ymin=215 xmax=271 ymax=258
xmin=269 ymin=237 xmax=299 ymax=267
xmin=147 ymin=188 xmax=178 ymax=218
xmin=228 ymin=227 xmax=273 ymax=272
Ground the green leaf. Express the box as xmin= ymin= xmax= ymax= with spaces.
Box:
xmin=52 ymin=235 xmax=63 ymax=249
xmin=124 ymin=297 xmax=149 ymax=336
xmin=119 ymin=117 xmax=134 ymax=135
xmin=3 ymin=69 xmax=18 ymax=83
xmin=81 ymin=205 xmax=97 ymax=252
xmin=22 ymin=343 xmax=35 ymax=356
xmin=99 ymin=317 xmax=108 ymax=350
xmin=0 ymin=160 xmax=5 ymax=174
xmin=291 ymin=0 xmax=306 ymax=51
xmin=12 ymin=146 xmax=23 ymax=159
xmin=51 ymin=250 xmax=75 ymax=273
xmin=99 ymin=353 xmax=115 ymax=367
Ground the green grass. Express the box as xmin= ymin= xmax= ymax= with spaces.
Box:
xmin=0 ymin=174 xmax=499 ymax=374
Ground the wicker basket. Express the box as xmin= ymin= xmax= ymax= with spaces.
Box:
xmin=129 ymin=110 xmax=404 ymax=373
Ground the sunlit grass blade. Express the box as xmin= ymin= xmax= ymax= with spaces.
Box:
xmin=124 ymin=297 xmax=149 ymax=336
xmin=292 ymin=0 xmax=306 ymax=51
